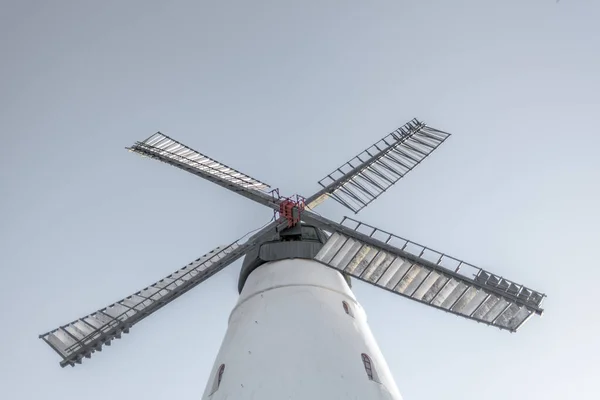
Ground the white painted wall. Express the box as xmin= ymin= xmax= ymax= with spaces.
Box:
xmin=201 ymin=259 xmax=403 ymax=400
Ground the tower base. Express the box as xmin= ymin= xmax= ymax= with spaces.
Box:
xmin=201 ymin=259 xmax=402 ymax=400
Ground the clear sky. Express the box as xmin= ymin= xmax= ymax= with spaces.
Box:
xmin=1 ymin=1 xmax=599 ymax=399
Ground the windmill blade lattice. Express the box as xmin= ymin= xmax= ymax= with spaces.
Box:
xmin=40 ymin=220 xmax=280 ymax=367
xmin=306 ymin=119 xmax=450 ymax=213
xmin=307 ymin=214 xmax=545 ymax=332
xmin=128 ymin=132 xmax=278 ymax=209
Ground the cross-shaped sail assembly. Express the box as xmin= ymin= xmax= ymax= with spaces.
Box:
xmin=40 ymin=118 xmax=545 ymax=367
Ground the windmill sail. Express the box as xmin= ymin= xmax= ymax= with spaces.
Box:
xmin=128 ymin=132 xmax=277 ymax=209
xmin=40 ymin=241 xmax=252 ymax=367
xmin=305 ymin=119 xmax=450 ymax=213
xmin=306 ymin=213 xmax=545 ymax=332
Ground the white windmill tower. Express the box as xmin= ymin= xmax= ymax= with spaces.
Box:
xmin=40 ymin=119 xmax=546 ymax=399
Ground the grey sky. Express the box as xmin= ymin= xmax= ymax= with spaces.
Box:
xmin=1 ymin=1 xmax=599 ymax=399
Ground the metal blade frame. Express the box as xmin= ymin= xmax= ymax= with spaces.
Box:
xmin=305 ymin=119 xmax=451 ymax=213
xmin=39 ymin=219 xmax=283 ymax=367
xmin=128 ymin=133 xmax=279 ymax=211
xmin=302 ymin=212 xmax=545 ymax=318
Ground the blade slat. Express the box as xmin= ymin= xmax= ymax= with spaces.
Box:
xmin=306 ymin=119 xmax=451 ymax=213
xmin=377 ymin=258 xmax=404 ymax=287
xmin=404 ymin=268 xmax=430 ymax=296
xmin=506 ymin=307 xmax=533 ymax=331
xmin=64 ymin=325 xmax=87 ymax=340
xmin=421 ymin=275 xmax=449 ymax=303
xmin=309 ymin=213 xmax=545 ymax=332
xmin=352 ymin=247 xmax=380 ymax=276
xmin=431 ymin=279 xmax=459 ymax=307
xmin=54 ymin=330 xmax=77 ymax=348
xmin=386 ymin=260 xmax=413 ymax=290
xmin=395 ymin=265 xmax=421 ymax=294
xmin=451 ymin=287 xmax=478 ymax=313
xmin=472 ymin=296 xmax=500 ymax=319
xmin=441 ymin=282 xmax=468 ymax=309
xmin=319 ymin=232 xmax=347 ymax=264
xmin=411 ymin=271 xmax=440 ymax=300
xmin=368 ymin=253 xmax=395 ymax=284
xmin=46 ymin=333 xmax=69 ymax=353
xmin=332 ymin=240 xmax=364 ymax=270
xmin=483 ymin=299 xmax=510 ymax=322
xmin=458 ymin=290 xmax=488 ymax=316
xmin=361 ymin=251 xmax=388 ymax=281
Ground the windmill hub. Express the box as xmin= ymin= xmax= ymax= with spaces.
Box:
xmin=272 ymin=191 xmax=305 ymax=228
xmin=40 ymin=118 xmax=546 ymax=400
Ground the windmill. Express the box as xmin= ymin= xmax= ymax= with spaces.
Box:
xmin=39 ymin=118 xmax=545 ymax=399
